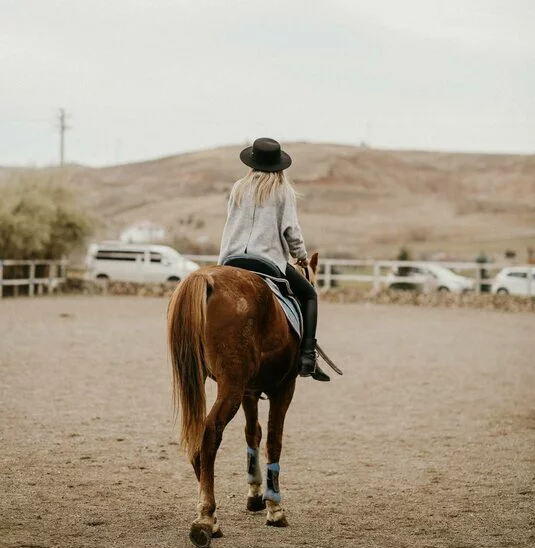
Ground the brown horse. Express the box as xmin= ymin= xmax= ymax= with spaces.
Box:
xmin=167 ymin=253 xmax=319 ymax=547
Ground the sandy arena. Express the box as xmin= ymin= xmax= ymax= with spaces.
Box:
xmin=1 ymin=296 xmax=534 ymax=548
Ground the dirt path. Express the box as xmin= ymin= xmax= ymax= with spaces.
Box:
xmin=1 ymin=296 xmax=534 ymax=548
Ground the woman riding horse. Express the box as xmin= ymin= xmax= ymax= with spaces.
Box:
xmin=218 ymin=137 xmax=329 ymax=382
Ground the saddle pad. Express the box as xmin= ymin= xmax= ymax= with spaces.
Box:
xmin=263 ymin=278 xmax=303 ymax=339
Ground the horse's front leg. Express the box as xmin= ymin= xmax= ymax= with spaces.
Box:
xmin=264 ymin=378 xmax=296 ymax=527
xmin=242 ymin=391 xmax=265 ymax=512
xmin=189 ymin=389 xmax=241 ymax=548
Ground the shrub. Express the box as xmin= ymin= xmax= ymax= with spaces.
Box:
xmin=396 ymin=246 xmax=413 ymax=278
xmin=0 ymin=173 xmax=95 ymax=260
xmin=397 ymin=246 xmax=412 ymax=261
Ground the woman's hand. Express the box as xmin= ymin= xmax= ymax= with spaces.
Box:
xmin=296 ymin=256 xmax=309 ymax=268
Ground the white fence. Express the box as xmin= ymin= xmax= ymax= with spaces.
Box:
xmin=0 ymin=259 xmax=68 ymax=298
xmin=185 ymin=255 xmax=534 ymax=296
xmin=1 ymin=256 xmax=532 ymax=298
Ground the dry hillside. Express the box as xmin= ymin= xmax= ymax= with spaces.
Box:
xmin=2 ymin=143 xmax=535 ymax=260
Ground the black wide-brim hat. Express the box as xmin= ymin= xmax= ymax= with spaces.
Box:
xmin=240 ymin=137 xmax=292 ymax=172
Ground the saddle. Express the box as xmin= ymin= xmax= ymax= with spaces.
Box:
xmin=221 ymin=254 xmax=302 ymax=338
xmin=221 ymin=254 xmax=344 ymax=377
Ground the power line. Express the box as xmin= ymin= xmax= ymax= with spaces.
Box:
xmin=57 ymin=108 xmax=71 ymax=166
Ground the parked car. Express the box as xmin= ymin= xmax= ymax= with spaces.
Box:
xmin=491 ymin=266 xmax=535 ymax=297
xmin=84 ymin=242 xmax=199 ymax=283
xmin=386 ymin=263 xmax=476 ymax=293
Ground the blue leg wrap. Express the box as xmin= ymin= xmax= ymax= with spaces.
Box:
xmin=263 ymin=462 xmax=281 ymax=503
xmin=247 ymin=447 xmax=262 ymax=485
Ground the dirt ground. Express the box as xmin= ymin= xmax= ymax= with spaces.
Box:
xmin=1 ymin=296 xmax=534 ymax=548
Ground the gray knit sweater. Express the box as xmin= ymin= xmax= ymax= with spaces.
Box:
xmin=218 ymin=182 xmax=307 ymax=273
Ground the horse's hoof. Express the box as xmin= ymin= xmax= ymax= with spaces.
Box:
xmin=247 ymin=495 xmax=266 ymax=512
xmin=189 ymin=523 xmax=212 ymax=548
xmin=266 ymin=515 xmax=289 ymax=527
xmin=212 ymin=527 xmax=224 ymax=538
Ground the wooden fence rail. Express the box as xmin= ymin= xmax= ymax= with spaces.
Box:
xmin=0 ymin=259 xmax=68 ymax=298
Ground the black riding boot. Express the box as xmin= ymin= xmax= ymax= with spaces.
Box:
xmin=299 ymin=300 xmax=330 ymax=382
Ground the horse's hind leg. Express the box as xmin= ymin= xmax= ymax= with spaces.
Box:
xmin=190 ymin=387 xmax=242 ymax=548
xmin=264 ymin=379 xmax=296 ymax=527
xmin=242 ymin=391 xmax=265 ymax=512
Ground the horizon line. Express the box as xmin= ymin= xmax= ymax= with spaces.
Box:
xmin=1 ymin=140 xmax=533 ymax=170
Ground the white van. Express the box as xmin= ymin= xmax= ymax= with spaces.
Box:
xmin=84 ymin=242 xmax=200 ymax=283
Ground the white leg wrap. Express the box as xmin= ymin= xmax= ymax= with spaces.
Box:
xmin=247 ymin=446 xmax=263 ymax=485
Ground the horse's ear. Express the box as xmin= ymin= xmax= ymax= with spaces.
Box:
xmin=309 ymin=252 xmax=319 ymax=274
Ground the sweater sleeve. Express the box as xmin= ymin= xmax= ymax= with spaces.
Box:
xmin=281 ymin=188 xmax=307 ymax=260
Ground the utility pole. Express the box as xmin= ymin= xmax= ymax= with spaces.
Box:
xmin=57 ymin=108 xmax=71 ymax=165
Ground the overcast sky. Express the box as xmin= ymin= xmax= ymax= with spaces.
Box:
xmin=1 ymin=0 xmax=534 ymax=166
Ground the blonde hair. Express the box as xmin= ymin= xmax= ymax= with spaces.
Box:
xmin=230 ymin=169 xmax=296 ymax=207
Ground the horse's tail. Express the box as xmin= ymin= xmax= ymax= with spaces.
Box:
xmin=167 ymin=271 xmax=213 ymax=460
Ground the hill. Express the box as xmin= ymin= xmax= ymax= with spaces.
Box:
xmin=2 ymin=143 xmax=535 ymax=260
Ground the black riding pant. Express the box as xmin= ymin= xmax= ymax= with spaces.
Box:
xmin=285 ymin=264 xmax=317 ymax=340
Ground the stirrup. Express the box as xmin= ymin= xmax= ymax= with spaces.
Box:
xmin=299 ymin=357 xmax=330 ymax=382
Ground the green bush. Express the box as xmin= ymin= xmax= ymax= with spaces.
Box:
xmin=397 ymin=246 xmax=412 ymax=262
xmin=0 ymin=173 xmax=95 ymax=260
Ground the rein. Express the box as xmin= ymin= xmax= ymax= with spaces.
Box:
xmin=316 ymin=343 xmax=343 ymax=375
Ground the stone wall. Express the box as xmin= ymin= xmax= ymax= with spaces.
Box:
xmin=322 ymin=287 xmax=534 ymax=313
xmin=64 ymin=279 xmax=534 ymax=313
